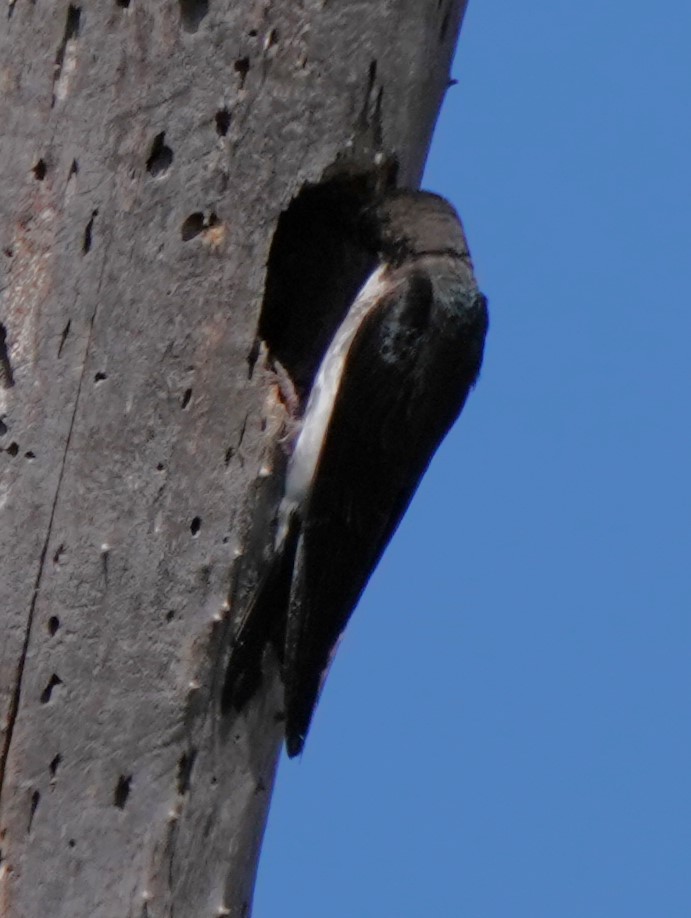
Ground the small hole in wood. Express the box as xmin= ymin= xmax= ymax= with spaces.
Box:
xmin=215 ymin=108 xmax=231 ymax=136
xmin=28 ymin=790 xmax=40 ymax=833
xmin=49 ymin=754 xmax=62 ymax=777
xmin=113 ymin=774 xmax=132 ymax=809
xmin=190 ymin=516 xmax=201 ymax=536
xmin=177 ymin=748 xmax=197 ymax=794
xmin=146 ymin=132 xmax=173 ymax=178
xmin=40 ymin=674 xmax=63 ymax=704
xmin=0 ymin=322 xmax=15 ymax=388
xmin=58 ymin=320 xmax=71 ymax=358
xmin=181 ymin=388 xmax=192 ymax=409
xmin=234 ymin=57 xmax=250 ymax=87
xmin=116 ymin=0 xmax=131 ymax=7
xmin=25 ymin=450 xmax=36 ymax=460
xmin=33 ymin=159 xmax=47 ymax=180
xmin=48 ymin=616 xmax=60 ymax=636
xmin=6 ymin=442 xmax=19 ymax=457
xmin=82 ymin=210 xmax=98 ymax=254
xmin=180 ymin=212 xmax=204 ymax=241
xmin=179 ymin=0 xmax=208 ymax=33
xmin=64 ymin=5 xmax=81 ymax=39
xmin=94 ymin=371 xmax=107 ymax=383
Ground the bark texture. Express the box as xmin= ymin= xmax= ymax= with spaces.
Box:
xmin=0 ymin=1 xmax=467 ymax=914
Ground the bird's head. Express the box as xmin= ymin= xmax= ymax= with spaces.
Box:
xmin=361 ymin=190 xmax=470 ymax=265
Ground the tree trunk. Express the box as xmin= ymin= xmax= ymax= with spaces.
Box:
xmin=0 ymin=1 xmax=468 ymax=914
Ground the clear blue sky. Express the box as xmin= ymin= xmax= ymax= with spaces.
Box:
xmin=255 ymin=2 xmax=691 ymax=915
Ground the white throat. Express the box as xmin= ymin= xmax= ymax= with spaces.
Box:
xmin=275 ymin=264 xmax=389 ymax=546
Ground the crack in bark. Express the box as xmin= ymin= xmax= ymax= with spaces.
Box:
xmin=0 ymin=323 xmax=15 ymax=388
xmin=0 ymin=251 xmax=109 ymax=806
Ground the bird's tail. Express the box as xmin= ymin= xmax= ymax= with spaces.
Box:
xmin=221 ymin=515 xmax=300 ymax=715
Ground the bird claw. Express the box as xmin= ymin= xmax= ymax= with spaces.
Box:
xmin=267 ymin=355 xmax=303 ymax=454
xmin=270 ymin=356 xmax=301 ymax=417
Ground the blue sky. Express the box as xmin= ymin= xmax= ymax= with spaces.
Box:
xmin=255 ymin=2 xmax=691 ymax=915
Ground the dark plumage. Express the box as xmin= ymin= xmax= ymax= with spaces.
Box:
xmin=230 ymin=190 xmax=488 ymax=756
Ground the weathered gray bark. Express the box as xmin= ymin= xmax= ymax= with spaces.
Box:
xmin=0 ymin=1 xmax=467 ymax=914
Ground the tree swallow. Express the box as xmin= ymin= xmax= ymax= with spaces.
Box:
xmin=230 ymin=190 xmax=488 ymax=757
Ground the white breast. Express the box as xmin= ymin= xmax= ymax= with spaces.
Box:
xmin=275 ymin=264 xmax=389 ymax=546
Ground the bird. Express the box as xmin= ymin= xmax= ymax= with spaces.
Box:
xmin=227 ymin=189 xmax=488 ymax=757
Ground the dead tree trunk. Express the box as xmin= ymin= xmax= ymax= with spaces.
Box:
xmin=0 ymin=1 xmax=468 ymax=914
